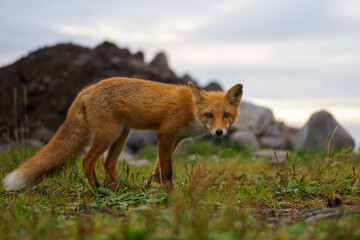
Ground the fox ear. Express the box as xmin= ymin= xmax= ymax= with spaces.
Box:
xmin=225 ymin=84 xmax=243 ymax=106
xmin=188 ymin=82 xmax=204 ymax=104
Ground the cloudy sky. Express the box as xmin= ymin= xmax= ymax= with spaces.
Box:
xmin=1 ymin=0 xmax=360 ymax=141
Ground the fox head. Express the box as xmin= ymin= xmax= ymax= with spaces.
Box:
xmin=188 ymin=82 xmax=243 ymax=138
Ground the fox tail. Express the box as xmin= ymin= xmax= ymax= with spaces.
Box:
xmin=3 ymin=97 xmax=89 ymax=190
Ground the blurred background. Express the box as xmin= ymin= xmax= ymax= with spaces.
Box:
xmin=1 ymin=0 xmax=359 ymax=146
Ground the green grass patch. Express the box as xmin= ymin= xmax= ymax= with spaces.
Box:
xmin=0 ymin=140 xmax=359 ymax=239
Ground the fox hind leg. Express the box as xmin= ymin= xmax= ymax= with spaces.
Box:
xmin=83 ymin=130 xmax=119 ymax=187
xmin=104 ymin=127 xmax=130 ymax=186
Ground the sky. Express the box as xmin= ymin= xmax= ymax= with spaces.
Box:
xmin=1 ymin=0 xmax=359 ymax=143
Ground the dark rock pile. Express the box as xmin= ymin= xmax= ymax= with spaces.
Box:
xmin=0 ymin=41 xmax=196 ymax=143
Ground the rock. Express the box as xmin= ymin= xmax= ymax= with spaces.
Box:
xmin=269 ymin=154 xmax=288 ymax=165
xmin=26 ymin=139 xmax=45 ymax=148
xmin=118 ymin=149 xmax=133 ymax=161
xmin=260 ymin=136 xmax=287 ymax=149
xmin=305 ymin=209 xmax=342 ymax=223
xmin=230 ymin=130 xmax=260 ymax=149
xmin=254 ymin=149 xmax=289 ymax=165
xmin=126 ymin=130 xmax=157 ymax=153
xmin=127 ymin=159 xmax=150 ymax=167
xmin=174 ymin=139 xmax=193 ymax=155
xmin=133 ymin=51 xmax=144 ymax=63
xmin=0 ymin=143 xmax=8 ymax=152
xmin=99 ymin=147 xmax=133 ymax=161
xmin=232 ymin=101 xmax=299 ymax=149
xmin=0 ymin=139 xmax=45 ymax=151
xmin=264 ymin=122 xmax=282 ymax=136
xmin=94 ymin=41 xmax=131 ymax=58
xmin=31 ymin=127 xmax=55 ymax=142
xmin=181 ymin=74 xmax=196 ymax=85
xmin=295 ymin=110 xmax=355 ymax=151
xmin=233 ymin=101 xmax=275 ymax=136
xmin=261 ymin=121 xmax=299 ymax=149
xmin=149 ymin=52 xmax=169 ymax=71
xmin=147 ymin=52 xmax=177 ymax=83
xmin=203 ymin=82 xmax=223 ymax=91
xmin=187 ymin=153 xmax=204 ymax=162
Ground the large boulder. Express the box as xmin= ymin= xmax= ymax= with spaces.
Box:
xmin=230 ymin=130 xmax=260 ymax=150
xmin=295 ymin=110 xmax=355 ymax=151
xmin=232 ymin=101 xmax=275 ymax=136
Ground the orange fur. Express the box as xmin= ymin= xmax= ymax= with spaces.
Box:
xmin=4 ymin=77 xmax=243 ymax=191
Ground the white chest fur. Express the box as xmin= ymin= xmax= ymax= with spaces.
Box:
xmin=177 ymin=119 xmax=209 ymax=140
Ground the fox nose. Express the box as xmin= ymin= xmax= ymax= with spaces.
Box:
xmin=215 ymin=129 xmax=223 ymax=136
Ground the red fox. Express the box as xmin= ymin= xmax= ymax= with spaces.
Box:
xmin=4 ymin=77 xmax=243 ymax=191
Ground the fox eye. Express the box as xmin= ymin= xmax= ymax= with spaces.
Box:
xmin=223 ymin=113 xmax=230 ymax=118
xmin=205 ymin=113 xmax=213 ymax=118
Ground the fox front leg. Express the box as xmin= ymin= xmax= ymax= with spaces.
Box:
xmin=152 ymin=138 xmax=181 ymax=185
xmin=156 ymin=132 xmax=176 ymax=191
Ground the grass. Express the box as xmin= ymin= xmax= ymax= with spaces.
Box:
xmin=0 ymin=141 xmax=359 ymax=239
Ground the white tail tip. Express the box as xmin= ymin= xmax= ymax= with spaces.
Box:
xmin=3 ymin=170 xmax=27 ymax=190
